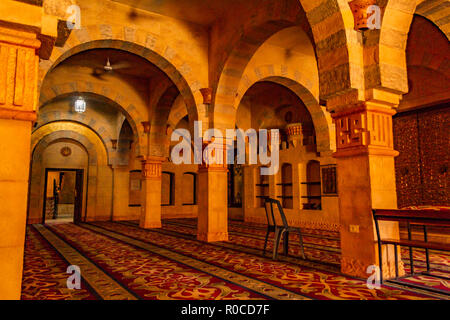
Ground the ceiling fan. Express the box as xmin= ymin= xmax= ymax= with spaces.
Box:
xmin=91 ymin=57 xmax=131 ymax=79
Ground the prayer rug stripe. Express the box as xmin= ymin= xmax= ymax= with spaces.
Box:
xmin=79 ymin=223 xmax=310 ymax=300
xmin=21 ymin=226 xmax=98 ymax=300
xmin=46 ymin=224 xmax=270 ymax=300
xmin=89 ymin=221 xmax=438 ymax=300
xmin=34 ymin=224 xmax=139 ymax=300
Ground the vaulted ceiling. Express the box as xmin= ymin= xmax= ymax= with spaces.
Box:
xmin=111 ymin=0 xmax=259 ymax=26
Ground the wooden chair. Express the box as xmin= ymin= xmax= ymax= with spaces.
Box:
xmin=263 ymin=198 xmax=306 ymax=260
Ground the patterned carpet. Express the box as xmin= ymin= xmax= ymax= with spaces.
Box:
xmin=158 ymin=219 xmax=450 ymax=294
xmin=21 ymin=219 xmax=450 ymax=300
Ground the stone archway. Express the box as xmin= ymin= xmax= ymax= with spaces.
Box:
xmin=378 ymin=0 xmax=450 ymax=94
xmin=213 ymin=0 xmax=361 ymax=130
xmin=40 ymin=38 xmax=204 ymax=126
xmin=39 ymin=83 xmax=145 ymax=157
xmin=236 ymin=74 xmax=334 ymax=153
xmin=29 ymin=122 xmax=111 ymax=223
xmin=149 ymin=86 xmax=180 ymax=157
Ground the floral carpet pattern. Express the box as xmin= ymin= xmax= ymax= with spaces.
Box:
xmin=21 ymin=227 xmax=98 ymax=300
xmin=21 ymin=219 xmax=449 ymax=300
xmin=157 ymin=219 xmax=450 ymax=294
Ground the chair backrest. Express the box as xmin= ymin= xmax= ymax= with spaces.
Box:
xmin=372 ymin=208 xmax=450 ymax=242
xmin=264 ymin=198 xmax=289 ymax=228
xmin=373 ymin=209 xmax=450 ymax=227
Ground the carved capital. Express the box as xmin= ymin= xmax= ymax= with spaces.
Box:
xmin=198 ymin=141 xmax=228 ymax=172
xmin=110 ymin=139 xmax=118 ymax=149
xmin=285 ymin=123 xmax=303 ymax=147
xmin=141 ymin=121 xmax=150 ymax=134
xmin=332 ymin=102 xmax=399 ymax=158
xmin=200 ymin=88 xmax=212 ymax=104
xmin=0 ymin=28 xmax=41 ymax=122
xmin=0 ymin=2 xmax=58 ymax=122
xmin=285 ymin=123 xmax=302 ymax=136
xmin=349 ymin=0 xmax=378 ymax=30
xmin=0 ymin=1 xmax=58 ymax=58
xmin=141 ymin=156 xmax=165 ymax=180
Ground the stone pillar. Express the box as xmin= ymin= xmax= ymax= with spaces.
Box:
xmin=197 ymin=142 xmax=229 ymax=242
xmin=332 ymin=97 xmax=404 ymax=279
xmin=139 ymin=156 xmax=164 ymax=229
xmin=242 ymin=165 xmax=254 ymax=218
xmin=0 ymin=4 xmax=56 ymax=299
xmin=112 ymin=166 xmax=130 ymax=221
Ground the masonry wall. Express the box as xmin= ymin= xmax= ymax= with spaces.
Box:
xmin=242 ymin=144 xmax=339 ymax=232
xmin=161 ymin=162 xmax=199 ymax=219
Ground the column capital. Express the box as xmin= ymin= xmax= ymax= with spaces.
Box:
xmin=140 ymin=156 xmax=165 ymax=180
xmin=140 ymin=155 xmax=166 ymax=162
xmin=0 ymin=2 xmax=58 ymax=122
xmin=348 ymin=0 xmax=379 ymax=31
xmin=141 ymin=121 xmax=150 ymax=134
xmin=326 ymin=88 xmax=401 ymax=114
xmin=199 ymin=88 xmax=212 ymax=104
xmin=331 ymin=100 xmax=400 ymax=158
xmin=198 ymin=141 xmax=228 ymax=172
xmin=0 ymin=1 xmax=58 ymax=58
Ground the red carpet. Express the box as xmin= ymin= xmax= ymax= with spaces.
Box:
xmin=157 ymin=218 xmax=450 ymax=295
xmin=21 ymin=220 xmax=449 ymax=300
xmin=21 ymin=227 xmax=98 ymax=300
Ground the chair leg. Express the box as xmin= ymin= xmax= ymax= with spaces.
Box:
xmin=409 ymin=248 xmax=415 ymax=275
xmin=263 ymin=229 xmax=270 ymax=255
xmin=298 ymin=230 xmax=306 ymax=260
xmin=394 ymin=244 xmax=399 ymax=278
xmin=424 ymin=225 xmax=430 ymax=272
xmin=272 ymin=229 xmax=283 ymax=260
xmin=283 ymin=231 xmax=289 ymax=256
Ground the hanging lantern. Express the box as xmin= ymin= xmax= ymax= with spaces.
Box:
xmin=74 ymin=97 xmax=86 ymax=113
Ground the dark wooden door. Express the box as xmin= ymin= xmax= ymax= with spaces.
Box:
xmin=394 ymin=104 xmax=449 ymax=207
xmin=74 ymin=170 xmax=84 ymax=223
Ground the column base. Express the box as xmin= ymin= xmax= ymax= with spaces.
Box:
xmin=341 ymin=256 xmax=405 ymax=279
xmin=27 ymin=217 xmax=41 ymax=224
xmin=139 ymin=221 xmax=162 ymax=229
xmin=197 ymin=231 xmax=229 ymax=242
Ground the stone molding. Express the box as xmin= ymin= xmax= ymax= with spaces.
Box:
xmin=341 ymin=255 xmax=405 ymax=279
xmin=197 ymin=231 xmax=229 ymax=242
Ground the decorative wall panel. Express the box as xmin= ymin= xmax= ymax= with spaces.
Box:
xmin=394 ymin=104 xmax=449 ymax=207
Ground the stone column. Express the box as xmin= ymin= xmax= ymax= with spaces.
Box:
xmin=242 ymin=164 xmax=254 ymax=219
xmin=0 ymin=4 xmax=56 ymax=299
xmin=332 ymin=96 xmax=404 ymax=279
xmin=197 ymin=142 xmax=229 ymax=242
xmin=112 ymin=165 xmax=130 ymax=221
xmin=139 ymin=156 xmax=164 ymax=229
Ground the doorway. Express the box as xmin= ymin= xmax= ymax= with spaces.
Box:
xmin=42 ymin=168 xmax=84 ymax=223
